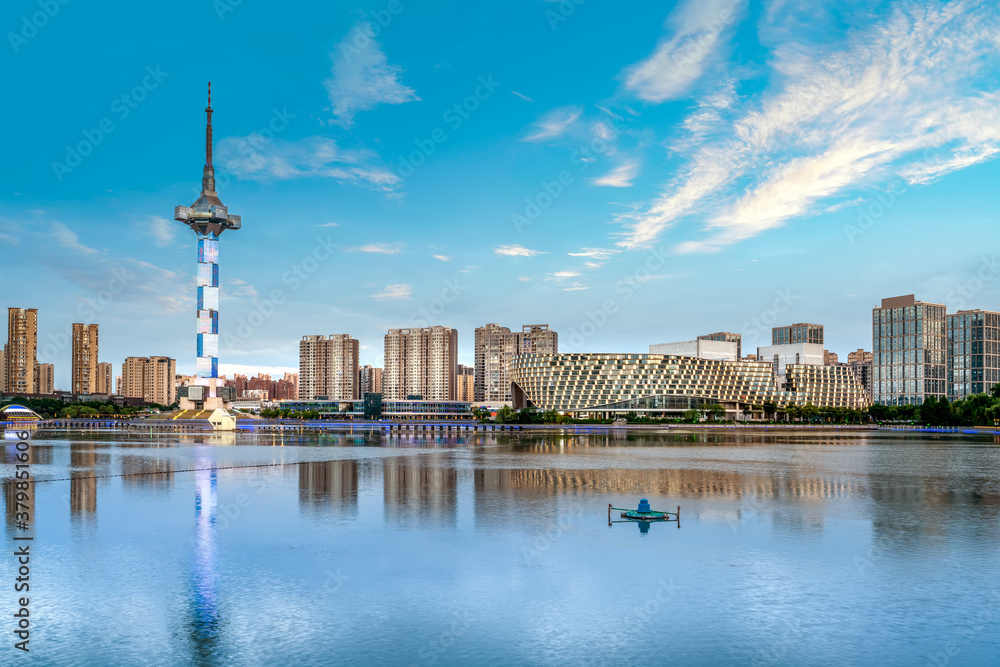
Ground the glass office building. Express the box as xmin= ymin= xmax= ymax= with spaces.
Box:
xmin=772 ymin=323 xmax=824 ymax=345
xmin=947 ymin=309 xmax=1000 ymax=400
xmin=872 ymin=295 xmax=946 ymax=406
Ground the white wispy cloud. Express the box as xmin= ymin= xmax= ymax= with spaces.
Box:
xmin=373 ymin=284 xmax=411 ymax=300
xmin=522 ymin=106 xmax=583 ymax=141
xmin=512 ymin=90 xmax=534 ymax=102
xmin=228 ymin=277 xmax=259 ymax=300
xmin=623 ymin=0 xmax=745 ymax=103
xmin=315 ymin=222 xmax=340 ymax=228
xmin=433 ymin=254 xmax=452 ymax=261
xmin=353 ymin=243 xmax=403 ymax=254
xmin=548 ymin=270 xmax=581 ymax=280
xmin=325 ymin=24 xmax=420 ymax=127
xmin=823 ymin=196 xmax=865 ymax=213
xmin=618 ymin=1 xmax=1000 ymax=252
xmin=567 ymin=247 xmax=620 ymax=260
xmin=494 ymin=245 xmax=547 ymax=257
xmin=51 ymin=221 xmax=98 ymax=256
xmin=563 ymin=283 xmax=588 ymax=291
xmin=592 ymin=160 xmax=640 ymax=187
xmin=147 ymin=215 xmax=176 ymax=247
xmin=217 ymin=136 xmax=400 ymax=192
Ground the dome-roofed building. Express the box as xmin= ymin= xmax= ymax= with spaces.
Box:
xmin=0 ymin=404 xmax=42 ymax=423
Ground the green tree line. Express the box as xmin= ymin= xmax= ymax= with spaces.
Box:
xmin=1 ymin=396 xmax=175 ymax=419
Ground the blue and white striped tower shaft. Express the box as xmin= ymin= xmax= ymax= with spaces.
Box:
xmin=174 ymin=83 xmax=241 ymax=409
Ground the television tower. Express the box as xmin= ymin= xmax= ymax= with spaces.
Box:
xmin=174 ymin=83 xmax=241 ymax=410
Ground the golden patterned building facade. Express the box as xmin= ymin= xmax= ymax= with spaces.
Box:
xmin=509 ymin=353 xmax=870 ymax=416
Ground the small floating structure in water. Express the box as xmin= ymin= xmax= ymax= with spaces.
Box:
xmin=609 ymin=499 xmax=680 ymax=528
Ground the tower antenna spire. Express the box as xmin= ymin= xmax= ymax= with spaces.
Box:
xmin=202 ymin=81 xmax=215 ymax=193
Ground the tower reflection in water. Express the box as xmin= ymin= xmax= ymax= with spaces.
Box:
xmin=189 ymin=450 xmax=222 ymax=662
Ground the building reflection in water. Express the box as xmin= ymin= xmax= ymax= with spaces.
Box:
xmin=3 ymin=435 xmax=51 ymax=533
xmin=70 ymin=442 xmax=98 ymax=521
xmin=472 ymin=432 xmax=1000 ymax=545
xmin=383 ymin=455 xmax=457 ymax=527
xmin=299 ymin=460 xmax=359 ymax=517
xmin=120 ymin=454 xmax=176 ymax=494
xmin=188 ymin=450 xmax=222 ymax=663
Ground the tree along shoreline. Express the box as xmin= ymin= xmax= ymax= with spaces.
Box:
xmin=0 ymin=397 xmax=176 ymax=419
xmin=13 ymin=388 xmax=1000 ymax=429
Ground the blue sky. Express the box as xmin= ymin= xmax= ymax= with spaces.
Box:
xmin=3 ymin=0 xmax=1000 ymax=388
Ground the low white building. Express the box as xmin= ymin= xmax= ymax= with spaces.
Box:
xmin=649 ymin=339 xmax=738 ymax=361
xmin=230 ymin=398 xmax=262 ymax=412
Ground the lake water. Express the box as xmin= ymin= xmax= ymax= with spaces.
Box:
xmin=3 ymin=428 xmax=1000 ymax=666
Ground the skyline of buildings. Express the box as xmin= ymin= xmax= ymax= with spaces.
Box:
xmin=5 ymin=290 xmax=1000 ymax=409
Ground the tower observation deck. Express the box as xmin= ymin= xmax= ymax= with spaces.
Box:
xmin=174 ymin=83 xmax=241 ymax=410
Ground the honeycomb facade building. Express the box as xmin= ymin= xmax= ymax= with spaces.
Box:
xmin=509 ymin=353 xmax=870 ymax=417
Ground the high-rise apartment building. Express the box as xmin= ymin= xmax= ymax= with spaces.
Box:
xmin=457 ymin=364 xmax=474 ymax=402
xmin=474 ymin=323 xmax=558 ymax=402
xmin=122 ymin=356 xmax=177 ymax=405
xmin=0 ymin=346 xmax=6 ymax=392
xmin=384 ymin=326 xmax=458 ymax=400
xmin=824 ymin=350 xmax=839 ymax=365
xmin=358 ymin=365 xmax=383 ymax=396
xmin=115 ymin=375 xmax=123 ymax=396
xmin=299 ymin=335 xmax=360 ymax=400
xmin=6 ymin=308 xmax=37 ymax=395
xmin=95 ymin=362 xmax=113 ymax=394
xmin=946 ymin=309 xmax=1000 ymax=400
xmin=873 ymin=294 xmax=946 ymax=405
xmin=772 ymin=323 xmax=824 ymax=345
xmin=36 ymin=363 xmax=54 ymax=394
xmin=698 ymin=332 xmax=742 ymax=359
xmin=847 ymin=349 xmax=874 ymax=400
xmin=71 ymin=323 xmax=99 ymax=394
